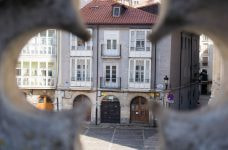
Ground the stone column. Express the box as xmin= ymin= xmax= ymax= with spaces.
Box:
xmin=209 ymin=47 xmax=222 ymax=105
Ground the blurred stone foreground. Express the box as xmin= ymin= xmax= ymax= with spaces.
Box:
xmin=1 ymin=0 xmax=228 ymax=150
xmin=0 ymin=0 xmax=90 ymax=150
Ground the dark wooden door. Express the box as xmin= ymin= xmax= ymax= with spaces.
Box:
xmin=131 ymin=97 xmax=149 ymax=123
xmin=101 ymin=101 xmax=120 ymax=123
xmin=73 ymin=95 xmax=91 ymax=122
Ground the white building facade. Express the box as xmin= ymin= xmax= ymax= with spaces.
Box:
xmin=17 ymin=29 xmax=58 ymax=106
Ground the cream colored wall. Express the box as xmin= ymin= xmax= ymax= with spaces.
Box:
xmin=209 ymin=46 xmax=222 ymax=104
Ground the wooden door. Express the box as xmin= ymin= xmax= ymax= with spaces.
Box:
xmin=101 ymin=100 xmax=120 ymax=123
xmin=73 ymin=95 xmax=91 ymax=122
xmin=131 ymin=97 xmax=149 ymax=123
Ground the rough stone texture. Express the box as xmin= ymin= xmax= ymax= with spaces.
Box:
xmin=0 ymin=0 xmax=90 ymax=150
xmin=150 ymin=0 xmax=228 ymax=149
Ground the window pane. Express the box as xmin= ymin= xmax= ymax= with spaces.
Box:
xmin=130 ymin=31 xmax=135 ymax=51
xmin=40 ymin=31 xmax=46 ymax=37
xmin=48 ymin=30 xmax=55 ymax=37
xmin=112 ymin=40 xmax=117 ymax=49
xmin=113 ymin=7 xmax=120 ymax=16
xmin=107 ymin=40 xmax=111 ymax=49
xmin=31 ymin=62 xmax=38 ymax=76
xmin=77 ymin=39 xmax=85 ymax=50
xmin=129 ymin=60 xmax=134 ymax=82
xmin=71 ymin=59 xmax=75 ymax=81
xmin=106 ymin=66 xmax=110 ymax=81
xmin=86 ymin=59 xmax=91 ymax=81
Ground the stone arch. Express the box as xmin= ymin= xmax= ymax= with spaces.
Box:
xmin=100 ymin=95 xmax=120 ymax=123
xmin=130 ymin=96 xmax=149 ymax=124
xmin=73 ymin=95 xmax=92 ymax=122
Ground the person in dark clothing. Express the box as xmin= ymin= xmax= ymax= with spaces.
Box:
xmin=199 ymin=69 xmax=208 ymax=95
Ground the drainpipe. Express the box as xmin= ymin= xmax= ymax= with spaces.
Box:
xmin=95 ymin=25 xmax=99 ymax=125
xmin=55 ymin=30 xmax=61 ymax=111
xmin=189 ymin=34 xmax=193 ymax=109
xmin=179 ymin=32 xmax=183 ymax=110
xmin=154 ymin=42 xmax=157 ymax=89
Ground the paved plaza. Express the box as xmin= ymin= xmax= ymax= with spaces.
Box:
xmin=80 ymin=125 xmax=160 ymax=150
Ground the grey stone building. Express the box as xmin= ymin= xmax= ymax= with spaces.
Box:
xmin=17 ymin=0 xmax=200 ymax=125
xmin=55 ymin=0 xmax=200 ymax=124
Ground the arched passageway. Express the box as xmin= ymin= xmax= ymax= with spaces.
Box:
xmin=101 ymin=95 xmax=120 ymax=123
xmin=130 ymin=96 xmax=149 ymax=124
xmin=73 ymin=95 xmax=91 ymax=122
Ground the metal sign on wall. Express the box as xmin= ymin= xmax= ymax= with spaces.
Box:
xmin=166 ymin=93 xmax=174 ymax=103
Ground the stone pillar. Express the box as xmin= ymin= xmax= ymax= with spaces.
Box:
xmin=209 ymin=47 xmax=222 ymax=105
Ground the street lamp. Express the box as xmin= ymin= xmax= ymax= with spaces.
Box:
xmin=164 ymin=75 xmax=169 ymax=90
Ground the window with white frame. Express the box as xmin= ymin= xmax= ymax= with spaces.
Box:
xmin=21 ymin=29 xmax=56 ymax=56
xmin=16 ymin=61 xmax=56 ymax=87
xmin=129 ymin=59 xmax=151 ymax=83
xmin=105 ymin=65 xmax=117 ymax=82
xmin=130 ymin=30 xmax=151 ymax=51
xmin=133 ymin=0 xmax=139 ymax=5
xmin=113 ymin=7 xmax=121 ymax=17
xmin=71 ymin=58 xmax=92 ymax=82
xmin=71 ymin=29 xmax=93 ymax=51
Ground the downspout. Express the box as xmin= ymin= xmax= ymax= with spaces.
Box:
xmin=95 ymin=25 xmax=99 ymax=125
xmin=154 ymin=42 xmax=157 ymax=89
xmin=56 ymin=30 xmax=61 ymax=111
xmin=189 ymin=35 xmax=193 ymax=109
xmin=179 ymin=32 xmax=183 ymax=110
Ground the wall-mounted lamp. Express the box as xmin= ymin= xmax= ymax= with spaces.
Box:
xmin=164 ymin=75 xmax=169 ymax=90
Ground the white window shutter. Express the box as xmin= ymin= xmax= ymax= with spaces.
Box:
xmin=146 ymin=30 xmax=151 ymax=52
xmin=130 ymin=30 xmax=135 ymax=51
xmin=145 ymin=60 xmax=150 ymax=83
xmin=129 ymin=59 xmax=134 ymax=82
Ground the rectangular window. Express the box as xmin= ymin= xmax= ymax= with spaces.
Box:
xmin=23 ymin=62 xmax=30 ymax=76
xmin=202 ymin=57 xmax=208 ymax=66
xmin=107 ymin=40 xmax=111 ymax=50
xmin=70 ymin=29 xmax=93 ymax=51
xmin=105 ymin=65 xmax=117 ymax=83
xmin=17 ymin=61 xmax=55 ymax=87
xmin=112 ymin=66 xmax=116 ymax=82
xmin=71 ymin=58 xmax=91 ymax=82
xmin=20 ymin=29 xmax=56 ymax=56
xmin=113 ymin=7 xmax=120 ymax=17
xmin=129 ymin=60 xmax=134 ymax=82
xmin=31 ymin=62 xmax=38 ymax=76
xmin=77 ymin=59 xmax=85 ymax=81
xmin=71 ymin=59 xmax=76 ymax=81
xmin=135 ymin=60 xmax=144 ymax=82
xmin=16 ymin=62 xmax=21 ymax=76
xmin=77 ymin=38 xmax=85 ymax=50
xmin=130 ymin=30 xmax=151 ymax=52
xmin=106 ymin=66 xmax=111 ymax=82
xmin=130 ymin=31 xmax=135 ymax=51
xmin=48 ymin=62 xmax=54 ymax=77
xmin=129 ymin=59 xmax=151 ymax=83
xmin=136 ymin=31 xmax=145 ymax=51
xmin=112 ymin=40 xmax=117 ymax=49
xmin=40 ymin=62 xmax=46 ymax=76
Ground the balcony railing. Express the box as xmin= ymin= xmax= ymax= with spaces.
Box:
xmin=128 ymin=78 xmax=150 ymax=89
xmin=16 ymin=76 xmax=56 ymax=88
xmin=70 ymin=77 xmax=93 ymax=87
xmin=100 ymin=77 xmax=121 ymax=89
xmin=101 ymin=44 xmax=121 ymax=57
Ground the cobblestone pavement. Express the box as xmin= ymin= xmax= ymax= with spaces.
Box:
xmin=80 ymin=125 xmax=160 ymax=150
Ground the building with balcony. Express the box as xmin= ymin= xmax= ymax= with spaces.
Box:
xmin=55 ymin=0 xmax=200 ymax=125
xmin=18 ymin=0 xmax=199 ymax=125
xmin=16 ymin=29 xmax=58 ymax=106
xmin=200 ymin=35 xmax=213 ymax=82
